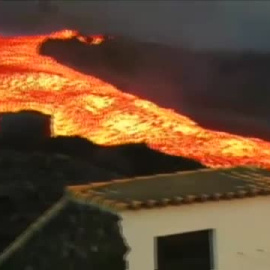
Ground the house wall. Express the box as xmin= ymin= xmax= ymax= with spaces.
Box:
xmin=120 ymin=196 xmax=270 ymax=270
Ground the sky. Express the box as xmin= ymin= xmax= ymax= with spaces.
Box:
xmin=1 ymin=1 xmax=270 ymax=51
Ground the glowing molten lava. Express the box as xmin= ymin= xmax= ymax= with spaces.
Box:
xmin=1 ymin=29 xmax=270 ymax=169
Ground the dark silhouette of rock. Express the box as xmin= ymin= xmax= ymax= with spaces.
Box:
xmin=41 ymin=135 xmax=99 ymax=159
xmin=0 ymin=133 xmax=205 ymax=253
xmin=0 ymin=149 xmax=120 ymax=253
xmin=1 ymin=201 xmax=128 ymax=270
xmin=0 ymin=135 xmax=205 ymax=176
xmin=94 ymin=142 xmax=205 ymax=177
xmin=0 ymin=110 xmax=51 ymax=150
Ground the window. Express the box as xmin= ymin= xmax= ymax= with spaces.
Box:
xmin=155 ymin=229 xmax=215 ymax=270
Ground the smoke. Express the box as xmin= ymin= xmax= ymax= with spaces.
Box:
xmin=1 ymin=1 xmax=270 ymax=51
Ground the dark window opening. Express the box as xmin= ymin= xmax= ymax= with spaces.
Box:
xmin=156 ymin=229 xmax=215 ymax=270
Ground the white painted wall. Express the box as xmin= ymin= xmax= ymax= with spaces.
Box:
xmin=120 ymin=196 xmax=270 ymax=270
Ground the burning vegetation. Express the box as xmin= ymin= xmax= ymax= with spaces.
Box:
xmin=1 ymin=29 xmax=270 ymax=169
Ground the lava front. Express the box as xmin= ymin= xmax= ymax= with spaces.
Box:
xmin=0 ymin=29 xmax=270 ymax=169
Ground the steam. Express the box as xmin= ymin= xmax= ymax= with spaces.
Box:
xmin=1 ymin=1 xmax=270 ymax=51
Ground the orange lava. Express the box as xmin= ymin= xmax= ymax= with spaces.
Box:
xmin=1 ymin=29 xmax=270 ymax=169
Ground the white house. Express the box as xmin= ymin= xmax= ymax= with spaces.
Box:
xmin=1 ymin=166 xmax=270 ymax=270
xmin=69 ymin=166 xmax=270 ymax=270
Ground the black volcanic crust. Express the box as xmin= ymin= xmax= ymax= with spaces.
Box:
xmin=0 ymin=136 xmax=205 ymax=253
xmin=0 ymin=135 xmax=205 ymax=177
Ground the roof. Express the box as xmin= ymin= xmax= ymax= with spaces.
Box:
xmin=67 ymin=166 xmax=270 ymax=212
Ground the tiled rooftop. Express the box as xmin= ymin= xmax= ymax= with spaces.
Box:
xmin=67 ymin=166 xmax=270 ymax=212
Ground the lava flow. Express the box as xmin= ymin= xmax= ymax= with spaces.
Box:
xmin=1 ymin=29 xmax=270 ymax=169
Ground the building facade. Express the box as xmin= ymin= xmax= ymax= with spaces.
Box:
xmin=1 ymin=166 xmax=270 ymax=270
xmin=122 ymin=196 xmax=270 ymax=270
xmin=80 ymin=166 xmax=270 ymax=270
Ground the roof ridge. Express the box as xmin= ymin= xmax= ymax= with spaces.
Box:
xmin=67 ymin=165 xmax=261 ymax=191
xmin=66 ymin=166 xmax=270 ymax=212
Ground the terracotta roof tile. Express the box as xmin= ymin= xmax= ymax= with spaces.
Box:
xmin=67 ymin=166 xmax=270 ymax=212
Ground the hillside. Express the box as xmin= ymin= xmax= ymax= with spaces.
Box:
xmin=0 ymin=137 xmax=204 ymax=253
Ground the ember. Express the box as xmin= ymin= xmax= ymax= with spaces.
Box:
xmin=1 ymin=29 xmax=270 ymax=168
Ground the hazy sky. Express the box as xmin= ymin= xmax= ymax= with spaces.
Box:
xmin=1 ymin=1 xmax=270 ymax=51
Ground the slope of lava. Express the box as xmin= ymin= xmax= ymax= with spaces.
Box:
xmin=1 ymin=29 xmax=270 ymax=168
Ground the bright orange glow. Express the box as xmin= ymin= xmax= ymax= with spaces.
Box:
xmin=77 ymin=34 xmax=105 ymax=45
xmin=90 ymin=35 xmax=105 ymax=45
xmin=1 ymin=29 xmax=270 ymax=169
